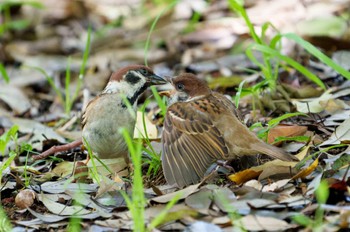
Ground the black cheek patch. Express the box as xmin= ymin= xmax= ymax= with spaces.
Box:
xmin=125 ymin=73 xmax=141 ymax=84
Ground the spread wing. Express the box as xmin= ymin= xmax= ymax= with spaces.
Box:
xmin=161 ymin=96 xmax=229 ymax=188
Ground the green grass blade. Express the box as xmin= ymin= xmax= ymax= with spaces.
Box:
xmin=0 ymin=204 xmax=12 ymax=231
xmin=148 ymin=193 xmax=181 ymax=230
xmin=150 ymin=86 xmax=167 ymax=116
xmin=251 ymin=44 xmax=326 ymax=89
xmin=72 ymin=26 xmax=92 ymax=110
xmin=144 ymin=0 xmax=178 ymax=66
xmin=268 ymin=112 xmax=308 ymax=127
xmin=0 ymin=63 xmax=9 ymax=83
xmin=29 ymin=66 xmax=64 ymax=106
xmin=79 ymin=27 xmax=91 ymax=80
xmin=228 ymin=0 xmax=261 ymax=44
xmin=282 ymin=33 xmax=350 ymax=80
xmin=234 ymin=80 xmax=246 ymax=107
xmin=82 ymin=137 xmax=101 ymax=184
xmin=65 ymin=57 xmax=71 ymax=114
xmin=120 ymin=128 xmax=145 ymax=232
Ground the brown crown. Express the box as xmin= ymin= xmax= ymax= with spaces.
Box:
xmin=172 ymin=73 xmax=211 ymax=97
xmin=109 ymin=65 xmax=154 ymax=82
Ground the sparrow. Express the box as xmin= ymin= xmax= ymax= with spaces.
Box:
xmin=82 ymin=65 xmax=166 ymax=160
xmin=161 ymin=73 xmax=299 ymax=188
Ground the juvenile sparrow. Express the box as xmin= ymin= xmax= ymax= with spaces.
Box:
xmin=161 ymin=73 xmax=298 ymax=188
xmin=82 ymin=65 xmax=166 ymax=160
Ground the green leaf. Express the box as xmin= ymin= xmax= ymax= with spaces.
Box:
xmin=250 ymin=44 xmax=326 ymax=89
xmin=293 ymin=214 xmax=313 ymax=227
xmin=296 ymin=16 xmax=346 ymax=38
xmin=273 ymin=33 xmax=350 ymax=80
xmin=144 ymin=0 xmax=178 ymax=66
xmin=151 ymin=86 xmax=167 ymax=116
xmin=234 ymin=80 xmax=246 ymax=107
xmin=6 ymin=19 xmax=30 ymax=30
xmin=315 ymin=180 xmax=329 ymax=204
xmin=268 ymin=112 xmax=308 ymax=127
xmin=0 ymin=63 xmax=9 ymax=83
xmin=273 ymin=135 xmax=310 ymax=143
xmin=0 ymin=125 xmax=18 ymax=155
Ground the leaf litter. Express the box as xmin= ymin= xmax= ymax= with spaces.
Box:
xmin=0 ymin=0 xmax=349 ymax=231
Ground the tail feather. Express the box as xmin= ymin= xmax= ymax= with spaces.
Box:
xmin=252 ymin=143 xmax=299 ymax=162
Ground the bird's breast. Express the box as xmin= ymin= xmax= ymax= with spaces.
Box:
xmin=82 ymin=94 xmax=136 ymax=158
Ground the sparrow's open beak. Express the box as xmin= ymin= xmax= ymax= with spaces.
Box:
xmin=147 ymin=74 xmax=167 ymax=85
xmin=159 ymin=90 xmax=171 ymax=98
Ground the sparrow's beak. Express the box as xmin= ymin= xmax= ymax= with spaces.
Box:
xmin=147 ymin=74 xmax=167 ymax=85
xmin=159 ymin=90 xmax=171 ymax=98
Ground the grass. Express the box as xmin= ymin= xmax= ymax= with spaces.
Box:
xmin=139 ymin=99 xmax=162 ymax=176
xmin=144 ymin=0 xmax=178 ymax=66
xmin=0 ymin=205 xmax=12 ymax=232
xmin=0 ymin=0 xmax=43 ymax=37
xmin=120 ymin=127 xmax=181 ymax=231
xmin=119 ymin=128 xmax=146 ymax=232
xmin=249 ymin=112 xmax=307 ymax=141
xmin=150 ymin=86 xmax=167 ymax=116
xmin=0 ymin=125 xmax=18 ymax=155
xmin=0 ymin=63 xmax=9 ymax=83
xmin=293 ymin=180 xmax=329 ymax=231
xmin=228 ymin=0 xmax=350 ymax=110
xmin=26 ymin=27 xmax=91 ymax=116
xmin=82 ymin=137 xmax=101 ymax=185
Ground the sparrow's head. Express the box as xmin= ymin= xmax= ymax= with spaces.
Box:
xmin=166 ymin=73 xmax=211 ymax=105
xmin=103 ymin=65 xmax=166 ymax=104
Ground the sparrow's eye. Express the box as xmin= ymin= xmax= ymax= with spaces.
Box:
xmin=139 ymin=69 xmax=149 ymax=75
xmin=176 ymin=83 xmax=185 ymax=91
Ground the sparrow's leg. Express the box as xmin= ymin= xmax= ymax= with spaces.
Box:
xmin=216 ymin=160 xmax=235 ymax=172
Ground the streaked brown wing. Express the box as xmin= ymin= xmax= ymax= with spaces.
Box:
xmin=161 ymin=98 xmax=229 ymax=187
xmin=81 ymin=95 xmax=101 ymax=129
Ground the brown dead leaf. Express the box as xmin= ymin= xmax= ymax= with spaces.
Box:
xmin=241 ymin=215 xmax=294 ymax=231
xmin=87 ymin=157 xmax=128 ymax=177
xmin=258 ymin=166 xmax=295 ymax=181
xmin=252 ymin=145 xmax=309 ymax=174
xmin=134 ymin=111 xmax=158 ymax=139
xmin=261 ymin=179 xmax=291 ymax=192
xmin=228 ymin=169 xmax=263 ymax=185
xmin=52 ymin=161 xmax=74 ymax=177
xmin=320 ymin=99 xmax=349 ymax=114
xmin=321 ymin=118 xmax=350 ymax=146
xmin=292 ymin=158 xmax=319 ymax=180
xmin=268 ymin=124 xmax=308 ymax=145
xmin=40 ymin=193 xmax=91 ymax=216
xmin=151 ymin=184 xmax=200 ymax=204
xmin=0 ymin=85 xmax=31 ymax=114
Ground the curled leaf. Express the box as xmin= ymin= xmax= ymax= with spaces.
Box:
xmin=228 ymin=169 xmax=263 ymax=185
xmin=292 ymin=158 xmax=319 ymax=180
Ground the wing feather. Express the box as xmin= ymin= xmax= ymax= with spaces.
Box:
xmin=161 ymin=97 xmax=229 ymax=187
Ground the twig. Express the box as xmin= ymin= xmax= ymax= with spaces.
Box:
xmin=32 ymin=139 xmax=83 ymax=160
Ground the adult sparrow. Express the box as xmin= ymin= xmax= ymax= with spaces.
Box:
xmin=161 ymin=73 xmax=298 ymax=188
xmin=82 ymin=65 xmax=166 ymax=160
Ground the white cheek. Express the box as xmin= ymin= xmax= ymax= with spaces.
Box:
xmin=167 ymin=92 xmax=189 ymax=105
xmin=103 ymin=81 xmax=121 ymax=94
xmin=102 ymin=79 xmax=146 ymax=99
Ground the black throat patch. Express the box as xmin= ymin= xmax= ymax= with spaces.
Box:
xmin=121 ymin=84 xmax=148 ymax=108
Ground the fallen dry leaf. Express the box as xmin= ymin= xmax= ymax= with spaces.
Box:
xmin=267 ymin=124 xmax=308 ymax=145
xmin=292 ymin=158 xmax=319 ymax=180
xmin=321 ymin=118 xmax=350 ymax=146
xmin=228 ymin=169 xmax=263 ymax=185
xmin=133 ymin=111 xmax=159 ymax=139
xmin=241 ymin=215 xmax=294 ymax=231
xmin=151 ymin=184 xmax=200 ymax=204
